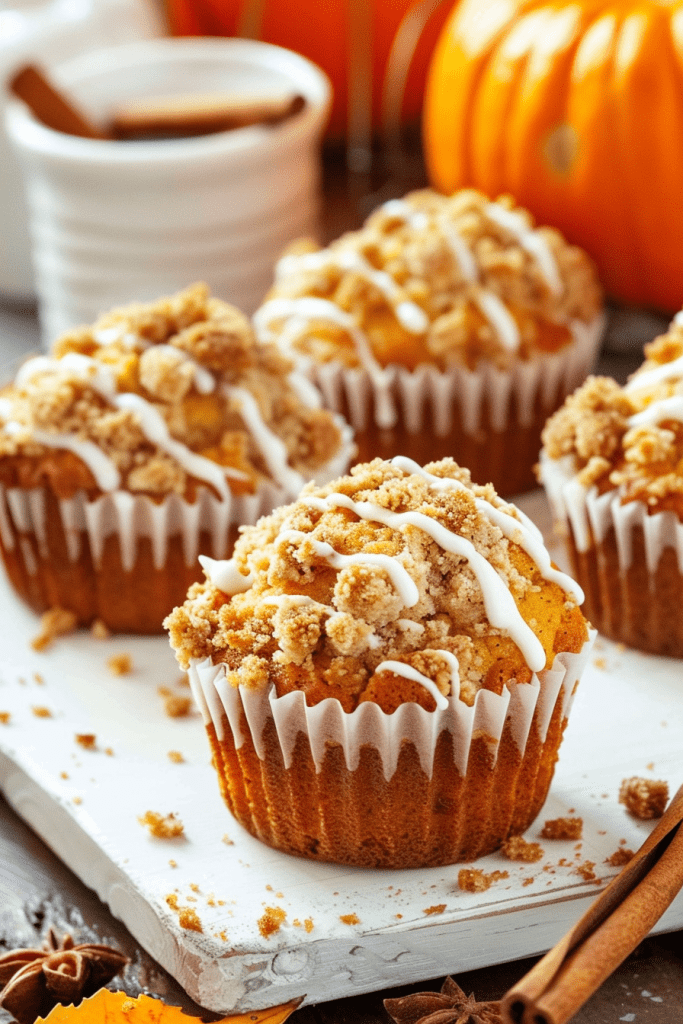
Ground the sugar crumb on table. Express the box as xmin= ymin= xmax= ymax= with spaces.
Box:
xmin=500 ymin=835 xmax=544 ymax=862
xmin=75 ymin=733 xmax=97 ymax=750
xmin=167 ymin=750 xmax=185 ymax=763
xmin=31 ymin=705 xmax=52 ymax=718
xmin=423 ymin=904 xmax=447 ymax=915
xmin=0 ymin=711 xmax=10 ymax=724
xmin=540 ymin=816 xmax=583 ymax=840
xmin=31 ymin=607 xmax=77 ymax=651
xmin=605 ymin=847 xmax=635 ymax=867
xmin=162 ymin=694 xmax=193 ymax=718
xmin=91 ymin=619 xmax=111 ymax=639
xmin=619 ymin=777 xmax=669 ymax=819
xmin=138 ymin=810 xmax=185 ymax=838
xmin=258 ymin=906 xmax=287 ymax=937
xmin=107 ymin=653 xmax=132 ymax=676
xmin=339 ymin=913 xmax=361 ymax=925
xmin=457 ymin=868 xmax=509 ymax=893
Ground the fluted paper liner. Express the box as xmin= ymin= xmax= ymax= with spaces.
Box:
xmin=308 ymin=317 xmax=603 ymax=435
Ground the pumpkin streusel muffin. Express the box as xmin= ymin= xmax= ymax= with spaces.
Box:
xmin=166 ymin=456 xmax=593 ymax=868
xmin=253 ymin=188 xmax=604 ymax=496
xmin=539 ymin=314 xmax=683 ymax=658
xmin=0 ymin=283 xmax=353 ymax=632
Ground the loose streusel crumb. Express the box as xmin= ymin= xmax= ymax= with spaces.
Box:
xmin=540 ymin=816 xmax=583 ymax=841
xmin=423 ymin=904 xmax=447 ymax=915
xmin=60 ymin=771 xmax=68 ymax=779
xmin=169 ymin=859 xmax=177 ymax=868
xmin=619 ymin=777 xmax=669 ymax=819
xmin=75 ymin=733 xmax=97 ymax=750
xmin=500 ymin=835 xmax=544 ymax=862
xmin=222 ymin=834 xmax=234 ymax=846
xmin=574 ymin=861 xmax=599 ymax=883
xmin=605 ymin=848 xmax=635 ymax=867
xmin=91 ymin=619 xmax=111 ymax=640
xmin=178 ymin=908 xmax=202 ymax=932
xmin=168 ymin=750 xmax=185 ymax=763
xmin=258 ymin=906 xmax=287 ymax=938
xmin=339 ymin=914 xmax=361 ymax=925
xmin=104 ymin=747 xmax=114 ymax=756
xmin=165 ymin=458 xmax=588 ymax=713
xmin=265 ymin=189 xmax=601 ymax=373
xmin=107 ymin=654 xmax=132 ymax=676
xmin=457 ymin=868 xmax=509 ymax=893
xmin=162 ymin=694 xmax=192 ymax=718
xmin=31 ymin=608 xmax=77 ymax=651
xmin=0 ymin=712 xmax=10 ymax=724
xmin=139 ymin=810 xmax=184 ymax=838
xmin=73 ymin=796 xmax=82 ymax=805
xmin=0 ymin=283 xmax=345 ymax=502
xmin=33 ymin=672 xmax=44 ymax=684
xmin=31 ymin=706 xmax=52 ymax=718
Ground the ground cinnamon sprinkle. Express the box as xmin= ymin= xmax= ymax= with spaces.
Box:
xmin=138 ymin=810 xmax=184 ymax=838
xmin=501 ymin=835 xmax=544 ymax=862
xmin=107 ymin=653 xmax=132 ymax=676
xmin=75 ymin=733 xmax=97 ymax=749
xmin=605 ymin=847 xmax=635 ymax=867
xmin=31 ymin=607 xmax=77 ymax=651
xmin=457 ymin=868 xmax=509 ymax=893
xmin=339 ymin=913 xmax=361 ymax=925
xmin=541 ymin=816 xmax=583 ymax=840
xmin=258 ymin=906 xmax=287 ymax=937
xmin=619 ymin=777 xmax=669 ymax=819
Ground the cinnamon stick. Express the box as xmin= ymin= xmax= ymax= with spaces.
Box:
xmin=9 ymin=64 xmax=107 ymax=140
xmin=109 ymin=92 xmax=305 ymax=140
xmin=500 ymin=783 xmax=683 ymax=1024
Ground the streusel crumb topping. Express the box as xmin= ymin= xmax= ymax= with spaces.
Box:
xmin=255 ymin=189 xmax=601 ymax=374
xmin=0 ymin=284 xmax=344 ymax=501
xmin=541 ymin=317 xmax=683 ymax=515
xmin=165 ymin=458 xmax=587 ymax=711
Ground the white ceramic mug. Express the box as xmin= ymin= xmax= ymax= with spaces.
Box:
xmin=5 ymin=37 xmax=331 ymax=346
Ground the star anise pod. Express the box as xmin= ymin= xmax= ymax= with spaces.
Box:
xmin=0 ymin=929 xmax=128 ymax=1024
xmin=384 ymin=975 xmax=502 ymax=1024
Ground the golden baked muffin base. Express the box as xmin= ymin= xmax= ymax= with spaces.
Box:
xmin=566 ymin=525 xmax=683 ymax=658
xmin=205 ymin=692 xmax=571 ymax=869
xmin=0 ymin=487 xmax=240 ymax=633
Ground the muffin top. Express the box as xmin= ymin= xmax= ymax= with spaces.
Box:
xmin=0 ymin=284 xmax=347 ymax=501
xmin=541 ymin=314 xmax=683 ymax=517
xmin=166 ymin=457 xmax=588 ymax=712
xmin=254 ymin=188 xmax=602 ymax=374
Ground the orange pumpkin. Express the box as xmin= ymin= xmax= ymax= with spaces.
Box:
xmin=165 ymin=0 xmax=451 ymax=140
xmin=423 ymin=0 xmax=683 ymax=313
xmin=37 ymin=989 xmax=302 ymax=1024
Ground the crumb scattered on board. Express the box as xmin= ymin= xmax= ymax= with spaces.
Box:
xmin=423 ymin=904 xmax=447 ymax=915
xmin=168 ymin=750 xmax=185 ymax=763
xmin=31 ymin=705 xmax=52 ymax=718
xmin=107 ymin=653 xmax=132 ymax=676
xmin=541 ymin=816 xmax=583 ymax=840
xmin=258 ymin=906 xmax=287 ymax=937
xmin=31 ymin=607 xmax=77 ymax=651
xmin=457 ymin=868 xmax=509 ymax=893
xmin=91 ymin=619 xmax=111 ymax=639
xmin=605 ymin=847 xmax=635 ymax=867
xmin=0 ymin=712 xmax=10 ymax=724
xmin=138 ymin=811 xmax=184 ymax=838
xmin=619 ymin=777 xmax=669 ymax=819
xmin=75 ymin=733 xmax=97 ymax=750
xmin=339 ymin=913 xmax=361 ymax=925
xmin=501 ymin=835 xmax=544 ymax=862
xmin=165 ymin=894 xmax=203 ymax=932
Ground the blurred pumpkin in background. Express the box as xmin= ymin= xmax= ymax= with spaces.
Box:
xmin=166 ymin=0 xmax=452 ymax=144
xmin=423 ymin=0 xmax=683 ymax=313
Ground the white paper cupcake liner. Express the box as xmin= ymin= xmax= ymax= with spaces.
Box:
xmin=539 ymin=452 xmax=683 ymax=574
xmin=0 ymin=419 xmax=356 ymax=574
xmin=188 ymin=633 xmax=594 ymax=782
xmin=306 ymin=315 xmax=604 ymax=434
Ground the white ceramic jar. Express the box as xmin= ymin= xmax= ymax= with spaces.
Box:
xmin=6 ymin=37 xmax=331 ymax=346
xmin=0 ymin=0 xmax=163 ymax=301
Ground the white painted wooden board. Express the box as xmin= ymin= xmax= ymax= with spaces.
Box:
xmin=0 ymin=490 xmax=682 ymax=1013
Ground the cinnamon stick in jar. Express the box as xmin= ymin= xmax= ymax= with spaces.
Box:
xmin=109 ymin=92 xmax=306 ymax=139
xmin=500 ymin=783 xmax=683 ymax=1024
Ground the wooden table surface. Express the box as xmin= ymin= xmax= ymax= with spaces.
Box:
xmin=1 ymin=144 xmax=682 ymax=1024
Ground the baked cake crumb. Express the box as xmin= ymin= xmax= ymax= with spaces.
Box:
xmin=73 ymin=796 xmax=82 ymax=805
xmin=501 ymin=835 xmax=544 ymax=862
xmin=222 ymin=833 xmax=234 ymax=846
xmin=139 ymin=810 xmax=184 ymax=838
xmin=168 ymin=859 xmax=177 ymax=868
xmin=457 ymin=868 xmax=509 ymax=893
xmin=0 ymin=712 xmax=10 ymax=724
xmin=540 ymin=816 xmax=583 ymax=840
xmin=75 ymin=733 xmax=97 ymax=750
xmin=107 ymin=653 xmax=132 ymax=676
xmin=31 ymin=706 xmax=52 ymax=718
xmin=60 ymin=771 xmax=68 ymax=779
xmin=105 ymin=747 xmax=114 ymax=756
xmin=178 ymin=908 xmax=202 ymax=932
xmin=339 ymin=913 xmax=361 ymax=925
xmin=258 ymin=906 xmax=286 ymax=937
xmin=423 ymin=904 xmax=447 ymax=915
xmin=522 ymin=877 xmax=534 ymax=887
xmin=31 ymin=607 xmax=77 ymax=651
xmin=605 ymin=847 xmax=635 ymax=867
xmin=33 ymin=672 xmax=44 ymax=684
xmin=91 ymin=619 xmax=111 ymax=640
xmin=574 ymin=861 xmax=599 ymax=883
xmin=162 ymin=694 xmax=192 ymax=718
xmin=168 ymin=750 xmax=185 ymax=763
xmin=619 ymin=777 xmax=669 ymax=819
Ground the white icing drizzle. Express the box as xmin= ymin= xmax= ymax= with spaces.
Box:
xmin=92 ymin=326 xmax=150 ymax=349
xmin=624 ymin=355 xmax=683 ymax=393
xmin=3 ymin=421 xmax=121 ymax=490
xmin=628 ymin=396 xmax=683 ymax=429
xmin=278 ymin=528 xmax=420 ymax=607
xmin=380 ymin=198 xmax=430 ymax=232
xmin=374 ymin=659 xmax=450 ymax=710
xmin=440 ymin=221 xmax=479 ymax=283
xmin=226 ymin=386 xmax=305 ymax=496
xmin=397 ymin=618 xmax=424 ymax=633
xmin=154 ymin=345 xmax=215 ymax=394
xmin=0 ymin=397 xmax=14 ymax=420
xmin=471 ymin=287 xmax=521 ymax=352
xmin=484 ymin=203 xmax=563 ymax=297
xmin=391 ymin=457 xmax=583 ymax=602
xmin=9 ymin=353 xmax=249 ymax=494
xmin=287 ymin=370 xmax=322 ymax=409
xmin=199 ymin=555 xmax=253 ymax=594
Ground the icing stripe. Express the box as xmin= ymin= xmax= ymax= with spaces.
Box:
xmin=226 ymin=386 xmax=305 ymax=496
xmin=374 ymin=659 xmax=451 ymax=710
xmin=3 ymin=421 xmax=121 ymax=490
xmin=471 ymin=288 xmax=520 ymax=352
xmin=624 ymin=355 xmax=683 ymax=393
xmin=485 ymin=203 xmax=563 ymax=297
xmin=199 ymin=555 xmax=253 ymax=594
xmin=628 ymin=396 xmax=683 ymax=428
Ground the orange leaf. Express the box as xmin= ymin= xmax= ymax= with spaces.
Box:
xmin=36 ymin=989 xmax=304 ymax=1024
